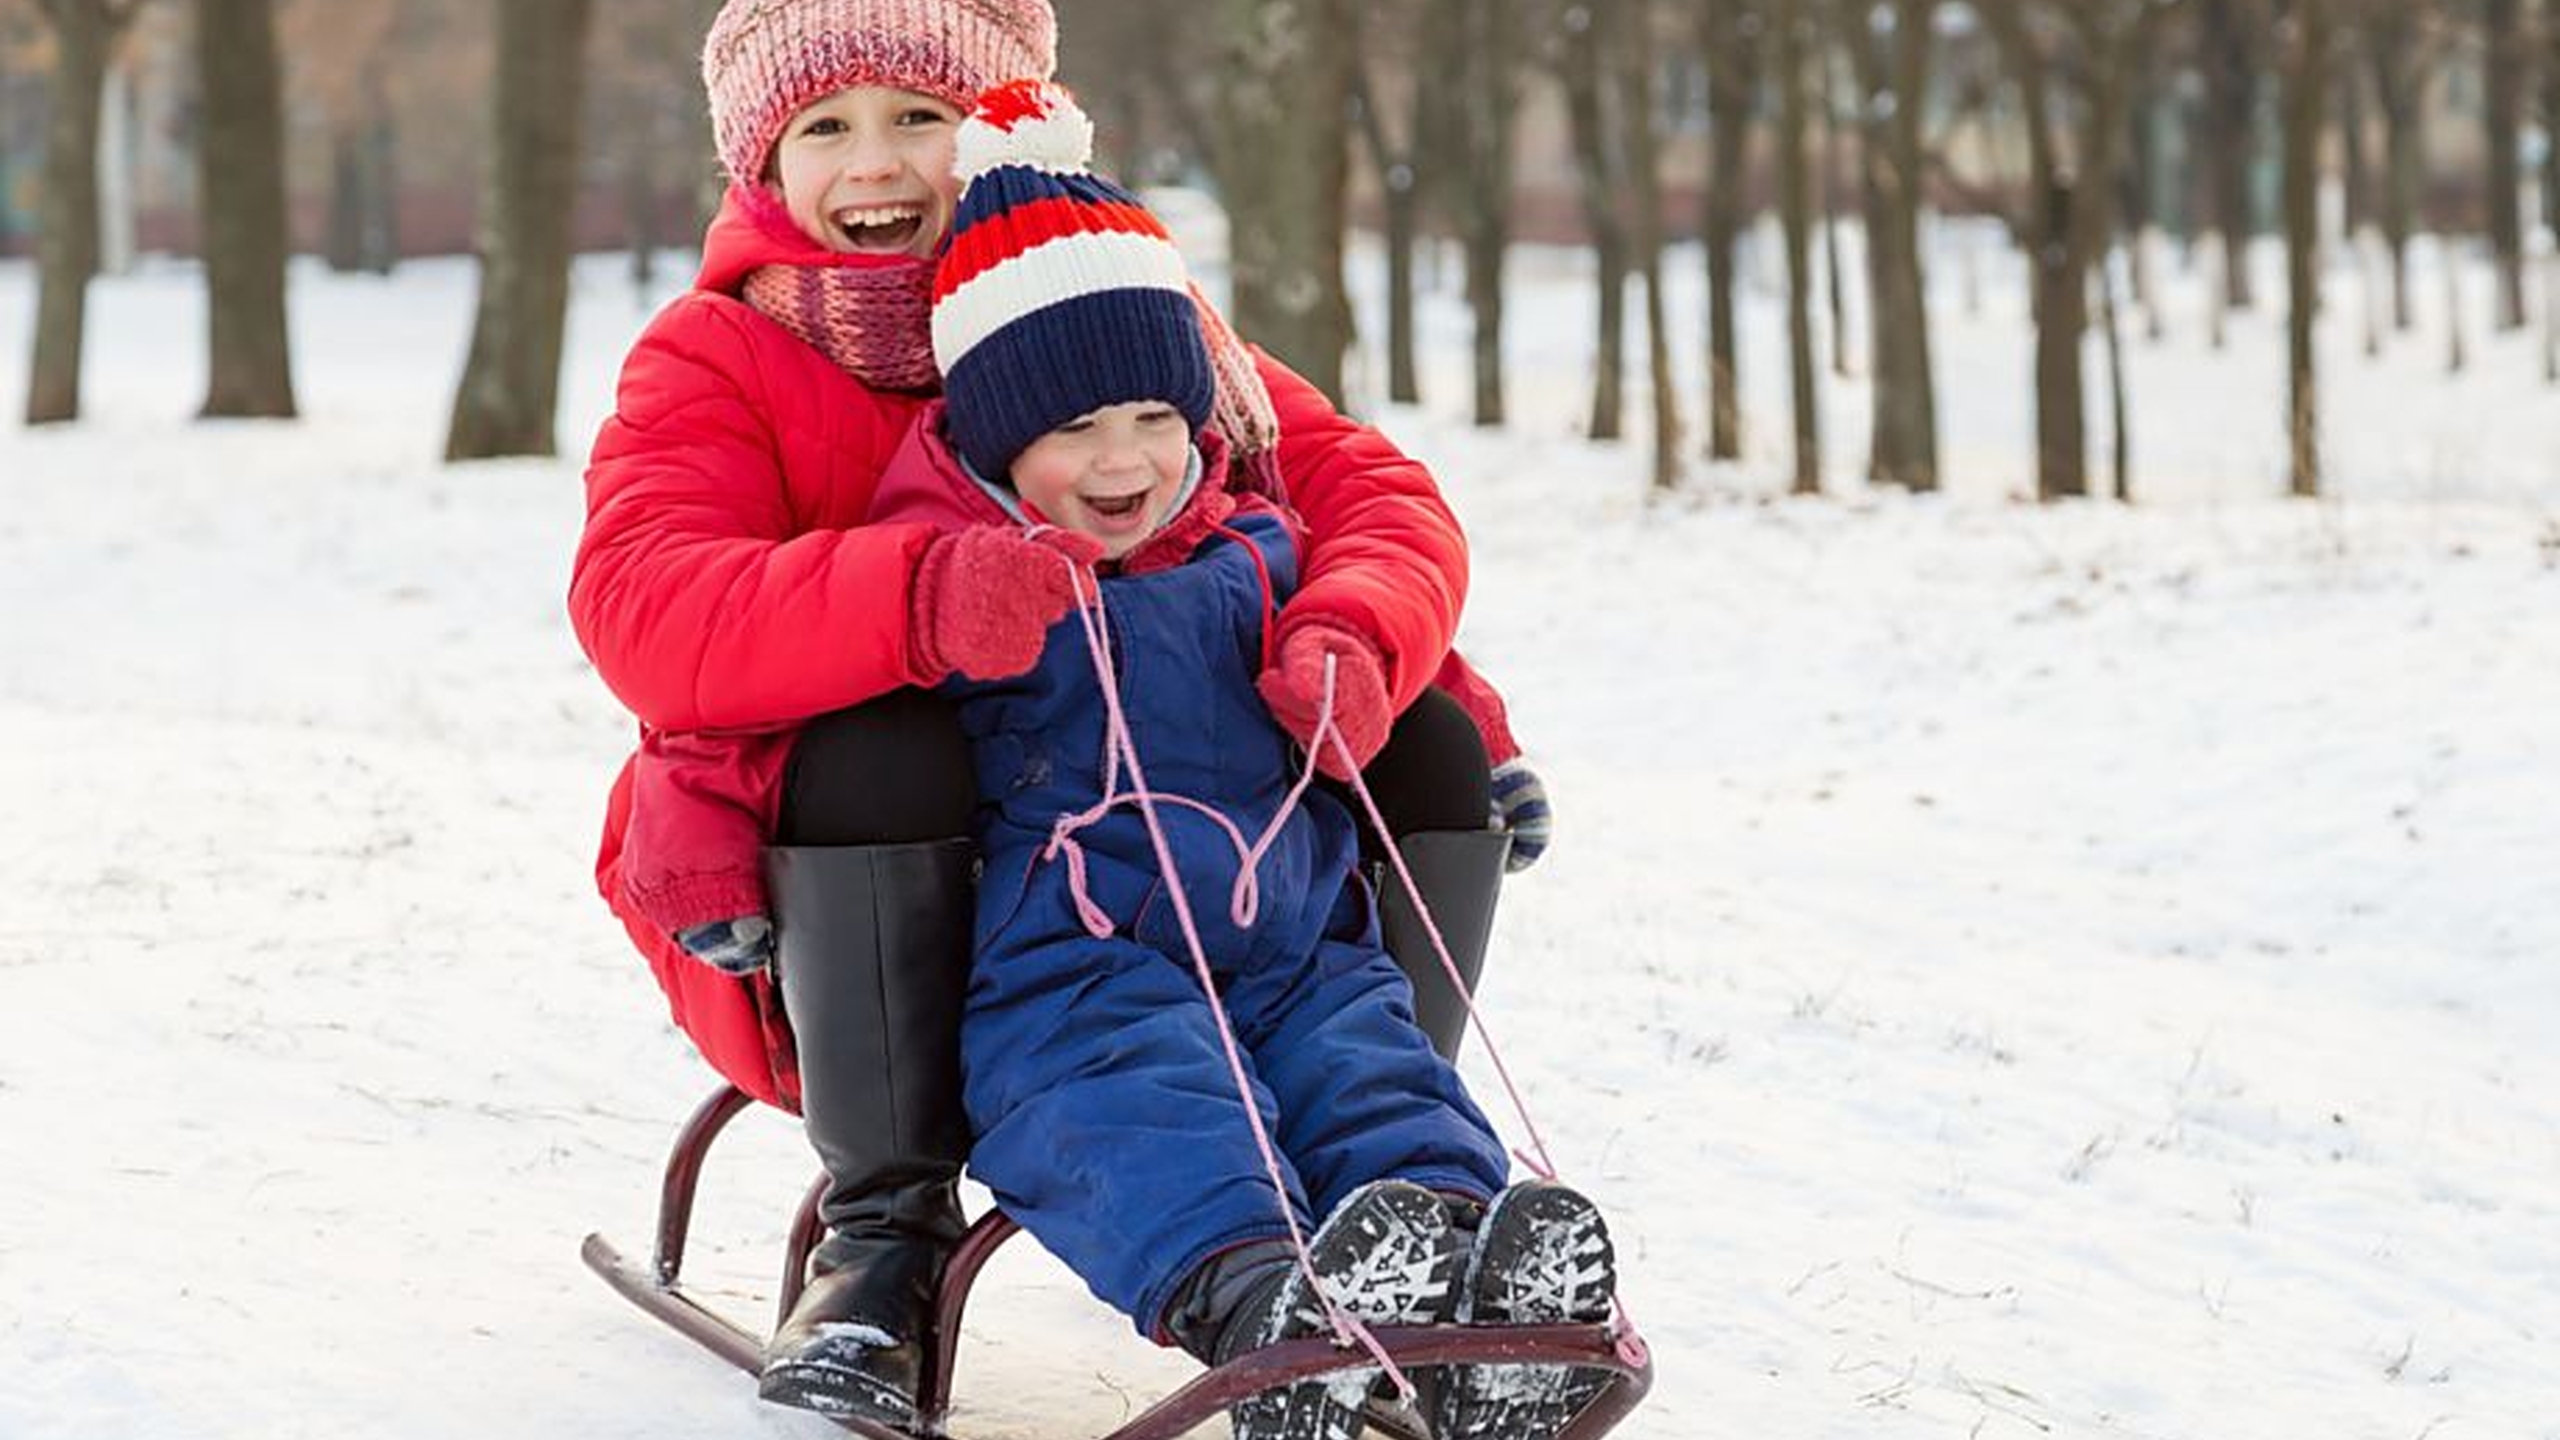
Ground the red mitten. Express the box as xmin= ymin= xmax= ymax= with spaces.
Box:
xmin=1256 ymin=624 xmax=1393 ymax=781
xmin=910 ymin=526 xmax=1105 ymax=681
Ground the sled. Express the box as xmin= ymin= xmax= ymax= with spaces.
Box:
xmin=582 ymin=1083 xmax=1654 ymax=1440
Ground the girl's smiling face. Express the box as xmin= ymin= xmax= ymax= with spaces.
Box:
xmin=770 ymin=86 xmax=964 ymax=257
xmin=1007 ymin=401 xmax=1195 ymax=559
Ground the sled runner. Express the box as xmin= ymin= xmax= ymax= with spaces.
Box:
xmin=582 ymin=1083 xmax=1654 ymax=1440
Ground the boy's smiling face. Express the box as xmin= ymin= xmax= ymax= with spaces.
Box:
xmin=1008 ymin=402 xmax=1194 ymax=559
xmin=770 ymin=86 xmax=964 ymax=258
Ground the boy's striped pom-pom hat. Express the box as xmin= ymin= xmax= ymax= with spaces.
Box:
xmin=931 ymin=80 xmax=1214 ymax=481
xmin=701 ymin=0 xmax=1058 ymax=185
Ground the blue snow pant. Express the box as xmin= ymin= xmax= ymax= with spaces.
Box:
xmin=948 ymin=514 xmax=1510 ymax=1336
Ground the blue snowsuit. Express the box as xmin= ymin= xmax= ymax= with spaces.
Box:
xmin=951 ymin=508 xmax=1510 ymax=1335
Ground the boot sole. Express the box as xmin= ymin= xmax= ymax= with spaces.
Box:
xmin=758 ymin=1354 xmax=919 ymax=1427
xmin=1436 ymin=1182 xmax=1617 ymax=1440
xmin=1230 ymin=1181 xmax=1459 ymax=1440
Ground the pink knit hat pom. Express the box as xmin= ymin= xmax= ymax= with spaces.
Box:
xmin=702 ymin=0 xmax=1059 ymax=184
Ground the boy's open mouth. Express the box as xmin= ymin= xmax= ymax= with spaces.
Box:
xmin=831 ymin=204 xmax=926 ymax=253
xmin=1083 ymin=493 xmax=1148 ymax=520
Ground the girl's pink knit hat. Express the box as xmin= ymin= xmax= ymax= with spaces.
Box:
xmin=701 ymin=0 xmax=1058 ymax=184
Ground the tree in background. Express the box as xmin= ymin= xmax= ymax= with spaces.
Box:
xmin=2193 ymin=0 xmax=2263 ymax=313
xmin=1977 ymin=0 xmax=2183 ymax=502
xmin=444 ymin=0 xmax=591 ymax=460
xmin=1055 ymin=0 xmax=1215 ymax=182
xmin=21 ymin=0 xmax=147 ymax=425
xmin=1697 ymin=0 xmax=1760 ymax=462
xmin=2542 ymin=0 xmax=2558 ymax=243
xmin=1212 ymin=0 xmax=1356 ymax=402
xmin=1439 ymin=0 xmax=1525 ymax=425
xmin=1554 ymin=0 xmax=1632 ymax=440
xmin=1833 ymin=0 xmax=1941 ymax=491
xmin=1550 ymin=0 xmax=1681 ymax=477
xmin=282 ymin=0 xmax=401 ymax=275
xmin=1347 ymin=0 xmax=1435 ymax=405
xmin=2480 ymin=0 xmax=2527 ymax=330
xmin=2276 ymin=0 xmax=2330 ymax=496
xmin=2354 ymin=0 xmax=2445 ymax=333
xmin=1622 ymin=1 xmax=1682 ymax=490
xmin=196 ymin=0 xmax=296 ymax=418
xmin=1775 ymin=0 xmax=1821 ymax=494
xmin=592 ymin=0 xmax=720 ymax=294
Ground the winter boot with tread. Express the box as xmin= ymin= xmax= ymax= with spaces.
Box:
xmin=1434 ymin=1179 xmax=1618 ymax=1440
xmin=1222 ymin=1180 xmax=1460 ymax=1440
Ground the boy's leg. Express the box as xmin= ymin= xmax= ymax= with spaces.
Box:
xmin=1226 ymin=894 xmax=1511 ymax=1219
xmin=961 ymin=928 xmax=1317 ymax=1332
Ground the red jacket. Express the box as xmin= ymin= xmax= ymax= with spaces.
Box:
xmin=573 ymin=190 xmax=1496 ymax=1110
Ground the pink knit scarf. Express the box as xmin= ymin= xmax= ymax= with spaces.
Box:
xmin=741 ymin=257 xmax=942 ymax=393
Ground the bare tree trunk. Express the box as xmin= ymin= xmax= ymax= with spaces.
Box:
xmin=2123 ymin=78 xmax=2162 ymax=327
xmin=2337 ymin=34 xmax=2371 ymax=237
xmin=198 ymin=0 xmax=298 ymax=419
xmin=1981 ymin=0 xmax=2165 ymax=502
xmin=1558 ymin=1 xmax=1628 ymax=439
xmin=1818 ymin=45 xmax=1852 ymax=378
xmin=1777 ymin=0 xmax=1822 ymax=495
xmin=2360 ymin=226 xmax=2387 ymax=356
xmin=1348 ymin=50 xmax=1425 ymax=405
xmin=1622 ymin=0 xmax=1682 ymax=489
xmin=24 ymin=1 xmax=140 ymax=426
xmin=2544 ymin=2 xmax=2560 ymax=241
xmin=445 ymin=0 xmax=594 ymax=460
xmin=2199 ymin=0 xmax=2261 ymax=310
xmin=2445 ymin=237 xmax=2469 ymax=372
xmin=2029 ymin=177 xmax=2092 ymax=499
xmin=1216 ymin=0 xmax=1356 ymax=402
xmin=624 ymin=125 xmax=662 ymax=293
xmin=2481 ymin=0 xmax=2527 ymax=329
xmin=1838 ymin=0 xmax=1939 ymax=490
xmin=1445 ymin=0 xmax=1519 ymax=425
xmin=1701 ymin=0 xmax=1756 ymax=461
xmin=2283 ymin=0 xmax=2328 ymax=497
xmin=2364 ymin=8 xmax=2421 ymax=331
xmin=2100 ymin=252 xmax=2131 ymax=500
xmin=324 ymin=63 xmax=400 ymax=276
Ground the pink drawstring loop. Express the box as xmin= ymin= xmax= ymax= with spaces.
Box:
xmin=1049 ymin=560 xmax=1412 ymax=1393
xmin=1034 ymin=548 xmax=1643 ymax=1390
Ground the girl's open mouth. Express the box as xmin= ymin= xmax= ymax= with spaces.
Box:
xmin=832 ymin=206 xmax=926 ymax=254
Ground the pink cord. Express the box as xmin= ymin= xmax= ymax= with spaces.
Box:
xmin=1052 ymin=562 xmax=1414 ymax=1396
xmin=1043 ymin=550 xmax=1645 ymax=1389
xmin=1320 ymin=710 xmax=1649 ymax=1356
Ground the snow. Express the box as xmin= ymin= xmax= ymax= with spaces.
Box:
xmin=4 ymin=225 xmax=2558 ymax=1440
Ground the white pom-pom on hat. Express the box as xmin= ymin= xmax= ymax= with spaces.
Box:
xmin=954 ymin=78 xmax=1095 ymax=183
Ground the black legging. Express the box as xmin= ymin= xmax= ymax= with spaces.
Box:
xmin=778 ymin=684 xmax=1491 ymax=857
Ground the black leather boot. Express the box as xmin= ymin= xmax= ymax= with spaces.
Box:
xmin=757 ymin=841 xmax=976 ymax=1426
xmin=1375 ymin=829 xmax=1511 ymax=1061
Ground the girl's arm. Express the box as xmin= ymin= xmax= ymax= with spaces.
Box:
xmin=1254 ymin=351 xmax=1468 ymax=714
xmin=570 ymin=298 xmax=940 ymax=732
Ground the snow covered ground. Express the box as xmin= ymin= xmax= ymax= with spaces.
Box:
xmin=3 ymin=227 xmax=2557 ymax=1440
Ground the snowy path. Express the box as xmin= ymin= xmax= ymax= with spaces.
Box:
xmin=3 ymin=246 xmax=2557 ymax=1439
